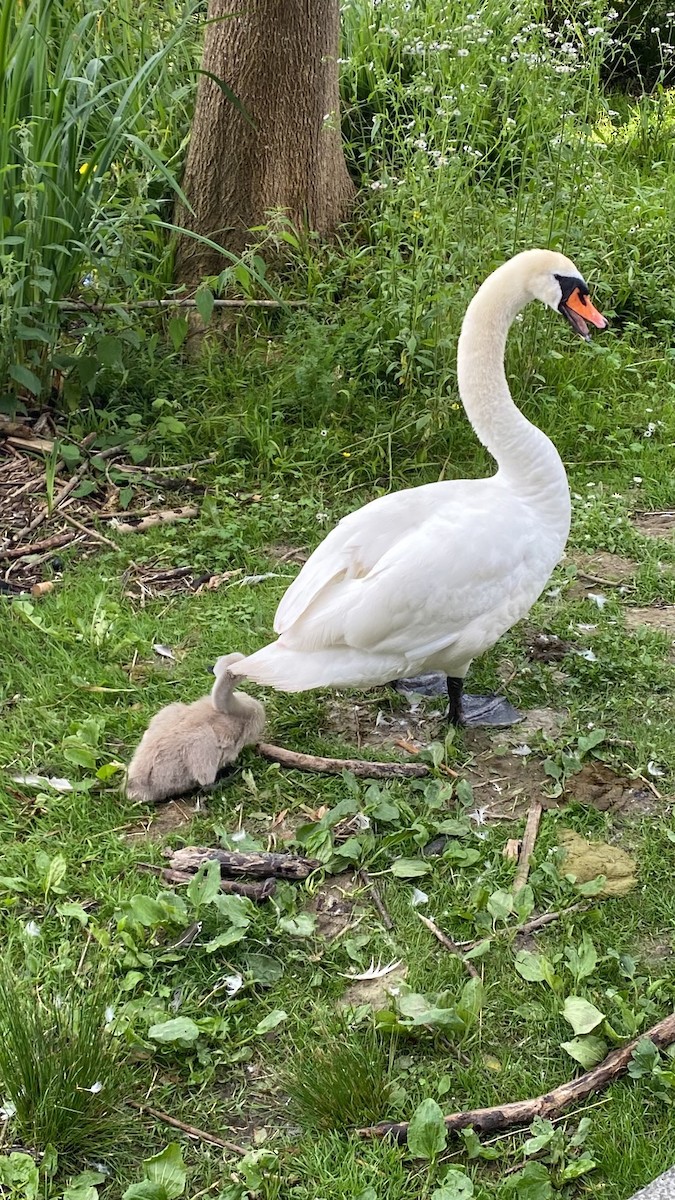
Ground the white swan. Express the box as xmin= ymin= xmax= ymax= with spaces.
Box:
xmin=229 ymin=250 xmax=606 ymax=724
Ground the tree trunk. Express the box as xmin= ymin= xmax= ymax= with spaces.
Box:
xmin=175 ymin=0 xmax=355 ymax=286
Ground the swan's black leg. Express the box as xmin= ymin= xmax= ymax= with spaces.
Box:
xmin=446 ymin=676 xmax=465 ymax=727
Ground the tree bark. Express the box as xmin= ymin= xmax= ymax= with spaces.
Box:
xmin=175 ymin=0 xmax=355 ymax=285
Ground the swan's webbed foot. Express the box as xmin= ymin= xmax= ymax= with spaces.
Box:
xmin=392 ymin=673 xmax=522 ymax=728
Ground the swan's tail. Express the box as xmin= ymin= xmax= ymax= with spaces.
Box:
xmin=227 ymin=641 xmax=400 ymax=692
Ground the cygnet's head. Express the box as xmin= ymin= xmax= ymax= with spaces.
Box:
xmin=520 ymin=249 xmax=608 ymax=341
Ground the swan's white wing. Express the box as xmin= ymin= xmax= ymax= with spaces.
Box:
xmin=273 ymin=482 xmax=452 ymax=635
xmin=278 ymin=479 xmax=547 ymax=662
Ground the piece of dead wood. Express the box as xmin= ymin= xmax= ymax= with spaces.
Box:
xmin=161 ymin=866 xmax=276 ymax=901
xmin=112 ymin=505 xmax=199 ymax=533
xmin=166 ymin=846 xmax=320 ymax=880
xmin=503 ymin=838 xmax=521 ymax=862
xmin=513 ymin=801 xmax=543 ymax=892
xmin=137 ymin=861 xmax=276 ymax=901
xmin=358 ymin=867 xmax=394 ymax=930
xmin=358 ymin=1009 xmax=675 ymax=1143
xmin=257 ymin=741 xmax=429 ymax=780
xmin=416 ymin=913 xmax=481 ymax=980
xmin=19 ymin=443 xmax=122 ymax=537
xmin=6 ymin=435 xmax=55 ymax=455
xmin=59 ymin=298 xmax=306 ymax=311
xmin=461 ymin=901 xmax=591 ymax=952
xmin=0 ymin=531 xmax=76 ymax=561
xmin=61 ymin=511 xmax=119 ymax=551
xmin=128 ymin=1100 xmax=246 ymax=1155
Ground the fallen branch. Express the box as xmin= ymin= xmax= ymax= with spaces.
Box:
xmin=112 ymin=505 xmax=199 ymax=533
xmin=166 ymin=846 xmax=320 ymax=881
xmin=513 ymin=801 xmax=543 ymax=893
xmin=61 ymin=511 xmax=119 ymax=551
xmin=257 ymin=741 xmax=429 ymax=780
xmin=416 ymin=913 xmax=480 ymax=980
xmin=58 ymin=298 xmax=306 ymax=311
xmin=128 ymin=1100 xmax=246 ymax=1155
xmin=19 ymin=443 xmax=122 ymax=537
xmin=137 ymin=861 xmax=276 ymax=901
xmin=358 ymin=1009 xmax=675 ymax=1142
xmin=358 ymin=867 xmax=394 ymax=931
xmin=461 ymin=901 xmax=591 ymax=952
xmin=161 ymin=866 xmax=276 ymax=902
xmin=0 ymin=531 xmax=76 ymax=561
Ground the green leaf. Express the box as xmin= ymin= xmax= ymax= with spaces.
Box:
xmin=148 ymin=1017 xmax=200 ymax=1045
xmin=564 ymin=933 xmax=598 ymax=983
xmin=562 ymin=996 xmax=605 ymax=1035
xmin=243 ymin=953 xmax=283 ymax=985
xmin=63 ymin=1170 xmax=106 ymax=1200
xmin=144 ymin=1144 xmax=187 ymax=1199
xmin=187 ymin=859 xmax=221 ymax=908
xmin=487 ymin=888 xmax=514 ymax=921
xmin=195 ymin=286 xmax=214 ymax=325
xmin=464 ymin=938 xmax=492 ymax=961
xmin=8 ymin=363 xmax=42 ymax=396
xmin=407 ymin=1098 xmax=447 ymax=1160
xmin=56 ymin=901 xmax=89 ymax=926
xmin=122 ymin=1185 xmax=166 ymax=1200
xmin=629 ymin=1037 xmax=661 ymax=1079
xmin=168 ymin=316 xmax=188 ymax=351
xmin=561 ymin=1035 xmax=607 ymax=1068
xmin=560 ymin=1152 xmax=597 ymax=1181
xmin=43 ymin=853 xmax=67 ymax=895
xmin=278 ymin=913 xmax=316 ymax=937
xmin=391 ymin=858 xmax=430 ymax=878
xmin=128 ymin=895 xmax=168 ymax=927
xmin=431 ymin=1169 xmax=474 ymax=1198
xmin=0 ymin=1152 xmax=40 ymax=1199
xmin=254 ymin=1009 xmax=287 ymax=1035
xmin=523 ymin=1117 xmax=555 ymax=1156
xmin=457 ymin=977 xmax=484 ymax=1025
xmin=96 ymin=335 xmax=123 ymax=367
xmin=501 ymin=1161 xmax=553 ymax=1198
xmin=515 ymin=950 xmax=556 ymax=986
xmin=204 ymin=926 xmax=247 ymax=952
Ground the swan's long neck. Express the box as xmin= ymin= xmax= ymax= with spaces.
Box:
xmin=457 ymin=260 xmax=570 ymax=528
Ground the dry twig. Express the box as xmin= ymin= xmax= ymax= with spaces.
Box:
xmin=513 ymin=801 xmax=543 ymax=892
xmin=358 ymin=867 xmax=394 ymax=930
xmin=128 ymin=1100 xmax=246 ymax=1155
xmin=0 ymin=531 xmax=76 ymax=561
xmin=416 ymin=913 xmax=480 ymax=980
xmin=257 ymin=741 xmax=429 ymax=780
xmin=358 ymin=1010 xmax=675 ymax=1142
xmin=112 ymin=505 xmax=200 ymax=533
xmin=61 ymin=510 xmax=119 ymax=551
xmin=166 ymin=846 xmax=320 ymax=880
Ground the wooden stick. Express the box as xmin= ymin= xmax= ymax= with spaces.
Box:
xmin=18 ymin=444 xmax=123 ymax=537
xmin=257 ymin=741 xmax=429 ymax=780
xmin=136 ymin=861 xmax=276 ymax=901
xmin=161 ymin=867 xmax=276 ymax=902
xmin=358 ymin=1010 xmax=675 ymax=1142
xmin=128 ymin=1100 xmax=246 ymax=1155
xmin=416 ymin=913 xmax=480 ymax=980
xmin=358 ymin=867 xmax=394 ymax=930
xmin=57 ymin=298 xmax=306 ymax=311
xmin=0 ymin=531 xmax=76 ymax=560
xmin=112 ymin=505 xmax=199 ymax=533
xmin=461 ymin=902 xmax=590 ymax=952
xmin=513 ymin=801 xmax=543 ymax=893
xmin=167 ymin=846 xmax=320 ymax=880
xmin=60 ymin=511 xmax=119 ymax=551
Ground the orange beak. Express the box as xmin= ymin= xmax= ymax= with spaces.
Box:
xmin=560 ymin=287 xmax=608 ymax=341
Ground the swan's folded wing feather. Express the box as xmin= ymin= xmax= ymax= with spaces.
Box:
xmin=273 ymin=484 xmax=448 ymax=635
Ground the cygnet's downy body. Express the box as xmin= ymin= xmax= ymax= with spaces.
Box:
xmin=126 ymin=653 xmax=266 ymax=803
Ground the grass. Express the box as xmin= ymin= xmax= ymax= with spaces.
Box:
xmin=1 ymin=0 xmax=675 ymax=1196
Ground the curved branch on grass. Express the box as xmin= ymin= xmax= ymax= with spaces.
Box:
xmin=357 ymin=1010 xmax=675 ymax=1143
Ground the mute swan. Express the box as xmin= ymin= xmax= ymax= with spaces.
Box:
xmin=126 ymin=653 xmax=266 ymax=803
xmin=228 ymin=250 xmax=607 ymax=725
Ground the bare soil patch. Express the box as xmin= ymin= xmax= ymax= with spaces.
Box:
xmin=123 ymin=797 xmax=203 ymax=842
xmin=567 ymin=550 xmax=636 ymax=599
xmin=308 ymin=871 xmax=359 ymax=939
xmin=633 ymin=511 xmax=675 ymax=538
xmin=624 ymin=605 xmax=675 ymax=640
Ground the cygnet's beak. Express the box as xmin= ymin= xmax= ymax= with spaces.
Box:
xmin=559 ymin=287 xmax=608 ymax=342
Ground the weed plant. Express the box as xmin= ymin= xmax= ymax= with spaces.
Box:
xmin=0 ymin=972 xmax=129 ymax=1166
xmin=283 ymin=1016 xmax=395 ymax=1130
